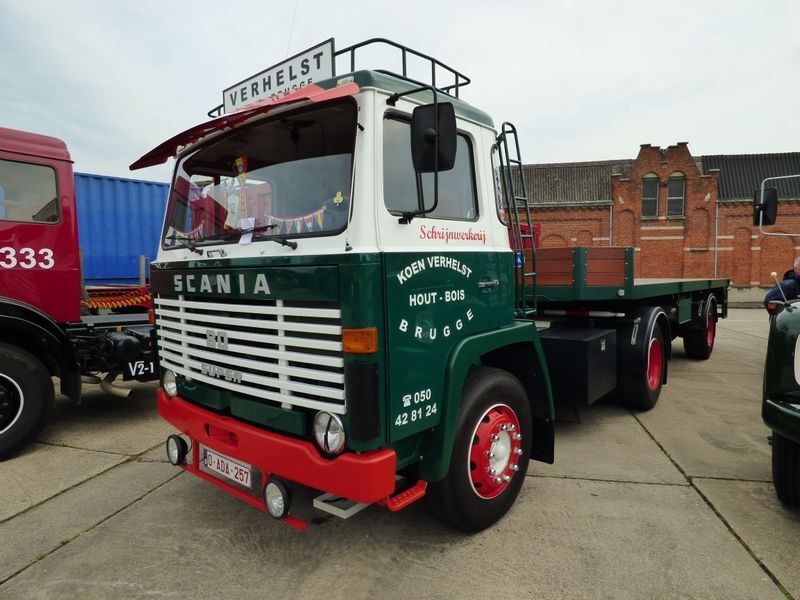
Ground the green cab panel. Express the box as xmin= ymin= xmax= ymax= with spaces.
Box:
xmin=383 ymin=251 xmax=506 ymax=441
xmin=151 ymin=264 xmax=338 ymax=301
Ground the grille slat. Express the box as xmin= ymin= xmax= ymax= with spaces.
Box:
xmin=159 ymin=339 xmax=344 ymax=384
xmin=159 ymin=358 xmax=346 ymax=414
xmin=156 ymin=312 xmax=342 ymax=352
xmin=159 ymin=349 xmax=344 ymax=399
xmin=155 ymin=306 xmax=342 ymax=336
xmin=155 ymin=296 xmax=345 ymax=413
xmin=157 ymin=328 xmax=343 ymax=368
xmin=156 ymin=297 xmax=340 ymax=319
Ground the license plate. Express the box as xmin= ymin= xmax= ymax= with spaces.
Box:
xmin=122 ymin=359 xmax=157 ymax=381
xmin=202 ymin=447 xmax=252 ymax=489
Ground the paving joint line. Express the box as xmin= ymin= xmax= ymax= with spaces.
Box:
xmin=35 ymin=441 xmax=131 ymax=457
xmin=1 ymin=440 xmax=167 ymax=524
xmin=691 ymin=474 xmax=772 ymax=484
xmin=528 ymin=472 xmax=689 ymax=487
xmin=0 ymin=471 xmax=183 ymax=587
xmin=631 ymin=411 xmax=792 ymax=599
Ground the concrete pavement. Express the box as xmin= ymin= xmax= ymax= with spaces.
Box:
xmin=0 ymin=309 xmax=797 ymax=599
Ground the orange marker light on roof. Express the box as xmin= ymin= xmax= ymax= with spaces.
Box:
xmin=343 ymin=327 xmax=378 ymax=354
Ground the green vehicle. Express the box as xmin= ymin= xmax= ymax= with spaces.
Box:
xmin=754 ymin=177 xmax=800 ymax=507
xmin=132 ymin=39 xmax=729 ymax=531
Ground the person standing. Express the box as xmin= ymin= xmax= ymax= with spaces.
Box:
xmin=764 ymin=256 xmax=800 ymax=309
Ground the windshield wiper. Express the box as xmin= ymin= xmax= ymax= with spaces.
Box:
xmin=165 ymin=233 xmax=203 ymax=255
xmin=218 ymin=224 xmax=298 ymax=250
xmin=219 ymin=223 xmax=279 ymax=240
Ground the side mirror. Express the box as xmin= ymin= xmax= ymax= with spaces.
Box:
xmin=410 ymin=102 xmax=456 ymax=173
xmin=753 ymin=187 xmax=778 ymax=226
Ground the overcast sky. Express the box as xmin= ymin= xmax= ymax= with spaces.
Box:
xmin=2 ymin=0 xmax=799 ymax=183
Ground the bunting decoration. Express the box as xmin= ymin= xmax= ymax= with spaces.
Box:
xmin=267 ymin=207 xmax=326 ymax=234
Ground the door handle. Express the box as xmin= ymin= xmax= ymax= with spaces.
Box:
xmin=478 ymin=279 xmax=500 ymax=289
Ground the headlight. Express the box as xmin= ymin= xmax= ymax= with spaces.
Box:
xmin=162 ymin=369 xmax=178 ymax=397
xmin=313 ymin=412 xmax=346 ymax=455
xmin=264 ymin=479 xmax=291 ymax=519
xmin=166 ymin=434 xmax=188 ymax=465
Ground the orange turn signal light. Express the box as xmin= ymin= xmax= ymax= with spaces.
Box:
xmin=343 ymin=327 xmax=378 ymax=354
xmin=148 ymin=308 xmax=156 ymax=325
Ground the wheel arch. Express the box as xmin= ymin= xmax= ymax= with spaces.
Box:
xmin=618 ymin=305 xmax=671 ymax=386
xmin=682 ymin=291 xmax=719 ymax=334
xmin=419 ymin=321 xmax=554 ymax=482
xmin=0 ymin=297 xmax=80 ymax=400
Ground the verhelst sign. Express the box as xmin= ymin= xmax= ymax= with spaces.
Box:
xmin=222 ymin=39 xmax=335 ymax=114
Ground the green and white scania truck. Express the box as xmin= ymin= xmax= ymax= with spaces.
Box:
xmin=132 ymin=39 xmax=729 ymax=531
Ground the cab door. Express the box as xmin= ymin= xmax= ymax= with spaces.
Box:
xmin=377 ymin=107 xmax=504 ymax=442
xmin=0 ymin=152 xmax=80 ymax=323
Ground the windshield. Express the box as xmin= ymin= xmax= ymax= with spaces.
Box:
xmin=162 ymin=98 xmax=356 ymax=249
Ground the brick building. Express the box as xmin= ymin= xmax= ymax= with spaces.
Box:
xmin=523 ymin=144 xmax=800 ymax=298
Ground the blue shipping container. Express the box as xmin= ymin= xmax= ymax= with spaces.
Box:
xmin=74 ymin=173 xmax=169 ymax=284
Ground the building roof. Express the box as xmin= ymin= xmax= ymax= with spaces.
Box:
xmin=700 ymin=153 xmax=800 ymax=201
xmin=523 ymin=160 xmax=632 ymax=206
xmin=525 ymin=151 xmax=800 ymax=206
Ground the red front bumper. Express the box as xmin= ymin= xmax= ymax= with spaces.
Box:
xmin=158 ymin=390 xmax=397 ymax=505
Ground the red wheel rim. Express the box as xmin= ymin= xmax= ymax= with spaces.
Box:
xmin=706 ymin=314 xmax=716 ymax=348
xmin=647 ymin=337 xmax=663 ymax=391
xmin=468 ymin=404 xmax=523 ymax=499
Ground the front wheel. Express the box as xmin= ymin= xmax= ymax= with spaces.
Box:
xmin=0 ymin=343 xmax=54 ymax=459
xmin=428 ymin=367 xmax=532 ymax=532
xmin=772 ymin=432 xmax=800 ymax=506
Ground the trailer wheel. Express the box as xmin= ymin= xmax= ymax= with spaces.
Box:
xmin=428 ymin=367 xmax=532 ymax=532
xmin=618 ymin=325 xmax=665 ymax=411
xmin=772 ymin=432 xmax=800 ymax=506
xmin=683 ymin=297 xmax=717 ymax=360
xmin=0 ymin=343 xmax=54 ymax=459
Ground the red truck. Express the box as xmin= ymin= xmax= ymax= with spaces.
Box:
xmin=0 ymin=127 xmax=157 ymax=457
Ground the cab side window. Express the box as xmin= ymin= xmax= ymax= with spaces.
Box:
xmin=383 ymin=116 xmax=478 ymax=221
xmin=0 ymin=159 xmax=59 ymax=223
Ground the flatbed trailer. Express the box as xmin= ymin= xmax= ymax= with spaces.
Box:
xmin=512 ymin=246 xmax=728 ymax=410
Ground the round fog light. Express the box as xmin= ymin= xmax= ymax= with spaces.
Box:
xmin=264 ymin=479 xmax=291 ymax=519
xmin=313 ymin=412 xmax=346 ymax=455
xmin=162 ymin=369 xmax=178 ymax=397
xmin=166 ymin=434 xmax=188 ymax=465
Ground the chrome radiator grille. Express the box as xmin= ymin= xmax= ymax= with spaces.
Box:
xmin=155 ymin=296 xmax=345 ymax=414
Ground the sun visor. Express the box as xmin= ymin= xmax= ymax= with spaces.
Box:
xmin=130 ymin=82 xmax=359 ymax=171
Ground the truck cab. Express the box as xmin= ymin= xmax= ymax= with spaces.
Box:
xmin=136 ymin=40 xmax=555 ymax=531
xmin=0 ymin=128 xmax=82 ymax=323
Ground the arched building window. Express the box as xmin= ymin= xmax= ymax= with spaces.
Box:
xmin=667 ymin=172 xmax=685 ymax=217
xmin=641 ymin=173 xmax=658 ymax=219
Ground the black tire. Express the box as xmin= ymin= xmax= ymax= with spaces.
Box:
xmin=683 ymin=297 xmax=717 ymax=360
xmin=617 ymin=325 xmax=665 ymax=411
xmin=428 ymin=367 xmax=532 ymax=532
xmin=0 ymin=343 xmax=55 ymax=459
xmin=772 ymin=432 xmax=800 ymax=507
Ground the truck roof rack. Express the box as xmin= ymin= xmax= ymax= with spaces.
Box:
xmin=208 ymin=38 xmax=470 ymax=117
xmin=334 ymin=38 xmax=470 ymax=98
